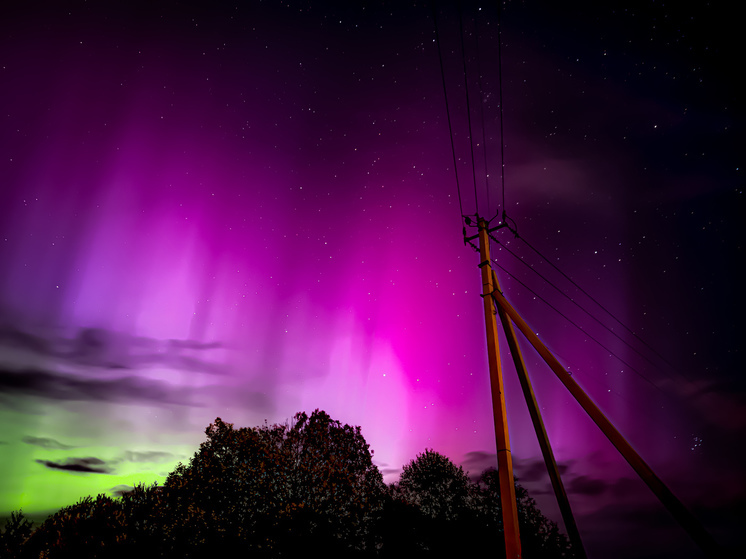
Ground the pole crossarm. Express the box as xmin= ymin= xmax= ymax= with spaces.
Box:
xmin=490 ymin=288 xmax=721 ymax=557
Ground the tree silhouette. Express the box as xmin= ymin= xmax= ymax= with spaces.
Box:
xmin=396 ymin=449 xmax=473 ymax=522
xmin=0 ymin=510 xmax=33 ymax=559
xmin=388 ymin=449 xmax=486 ymax=556
xmin=159 ymin=410 xmax=386 ymax=557
xmin=3 ymin=412 xmax=574 ymax=558
xmin=387 ymin=451 xmax=574 ymax=558
xmin=477 ymin=467 xmax=574 ymax=558
xmin=20 ymin=494 xmax=128 ymax=559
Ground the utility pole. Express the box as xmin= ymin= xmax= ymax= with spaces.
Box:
xmin=492 ymin=268 xmax=587 ymax=559
xmin=491 ymin=288 xmax=722 ymax=558
xmin=477 ymin=217 xmax=521 ymax=559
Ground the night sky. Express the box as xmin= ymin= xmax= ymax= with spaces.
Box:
xmin=0 ymin=1 xmax=742 ymax=557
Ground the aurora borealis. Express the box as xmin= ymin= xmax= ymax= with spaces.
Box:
xmin=0 ymin=1 xmax=742 ymax=557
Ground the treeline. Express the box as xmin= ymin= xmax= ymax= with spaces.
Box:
xmin=1 ymin=410 xmax=575 ymax=558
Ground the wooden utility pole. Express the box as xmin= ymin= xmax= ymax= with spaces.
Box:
xmin=490 ymin=288 xmax=721 ymax=558
xmin=467 ymin=217 xmax=717 ymax=558
xmin=492 ymin=268 xmax=587 ymax=559
xmin=477 ymin=217 xmax=522 ymax=559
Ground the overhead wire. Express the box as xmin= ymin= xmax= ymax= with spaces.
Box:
xmin=487 ymin=252 xmax=669 ymax=396
xmin=484 ymin=1 xmax=687 ymax=388
xmin=430 ymin=1 xmax=466 ymax=225
xmin=496 ymin=0 xmax=507 ymax=220
xmin=488 ymin=262 xmax=644 ymax=410
xmin=473 ymin=8 xmax=492 ymax=217
xmin=457 ymin=1 xmax=480 ymax=216
xmin=442 ymin=1 xmax=685 ymax=399
xmin=514 ymin=233 xmax=690 ymax=382
xmin=448 ymin=7 xmax=713 ymax=552
xmin=489 ymin=232 xmax=694 ymax=387
xmin=469 ymin=232 xmax=671 ymax=400
xmin=450 ymin=11 xmax=717 ymax=551
xmin=476 ymin=3 xmax=676 ymax=381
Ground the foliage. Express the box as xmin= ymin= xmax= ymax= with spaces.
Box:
xmin=156 ymin=409 xmax=386 ymax=557
xmin=396 ymin=448 xmax=473 ymax=522
xmin=2 ymin=412 xmax=574 ymax=558
xmin=477 ymin=467 xmax=574 ymax=558
xmin=387 ymin=452 xmax=574 ymax=558
xmin=19 ymin=494 xmax=128 ymax=559
xmin=2 ymin=411 xmax=385 ymax=558
xmin=387 ymin=450 xmax=483 ymax=557
xmin=0 ymin=510 xmax=33 ymax=559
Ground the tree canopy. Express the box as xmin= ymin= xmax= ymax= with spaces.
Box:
xmin=156 ymin=410 xmax=387 ymax=557
xmin=2 ymin=411 xmax=574 ymax=558
xmin=397 ymin=448 xmax=473 ymax=522
xmin=387 ymin=450 xmax=573 ymax=558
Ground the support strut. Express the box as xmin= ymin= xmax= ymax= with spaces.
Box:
xmin=492 ymin=268 xmax=587 ymax=559
xmin=491 ymin=288 xmax=720 ymax=557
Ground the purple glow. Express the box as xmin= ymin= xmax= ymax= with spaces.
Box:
xmin=0 ymin=3 xmax=742 ymax=558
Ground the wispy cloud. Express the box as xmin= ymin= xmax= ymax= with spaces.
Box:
xmin=22 ymin=436 xmax=75 ymax=450
xmin=120 ymin=450 xmax=175 ymax=463
xmin=0 ymin=324 xmax=49 ymax=354
xmin=379 ymin=467 xmax=401 ymax=478
xmin=461 ymin=450 xmax=497 ymax=479
xmin=110 ymin=484 xmax=135 ymax=497
xmin=0 ymin=323 xmax=226 ymax=374
xmin=0 ymin=367 xmax=198 ymax=407
xmin=35 ymin=457 xmax=113 ymax=474
xmin=567 ymin=474 xmax=608 ymax=496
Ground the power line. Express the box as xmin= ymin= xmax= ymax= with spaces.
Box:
xmin=488 ymin=255 xmax=669 ymax=396
xmin=469 ymin=234 xmax=668 ymax=395
xmin=473 ymin=9 xmax=492 ymax=217
xmin=430 ymin=1 xmax=465 ymax=225
xmin=457 ymin=2 xmax=480 ymax=215
xmin=515 ymin=234 xmax=689 ymax=381
xmin=489 ymin=232 xmax=694 ymax=387
xmin=496 ymin=0 xmax=507 ymax=220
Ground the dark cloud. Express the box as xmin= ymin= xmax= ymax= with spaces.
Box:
xmin=158 ymin=353 xmax=226 ymax=375
xmin=579 ymin=501 xmax=697 ymax=559
xmin=459 ymin=452 xmax=574 ymax=486
xmin=121 ymin=450 xmax=174 ymax=463
xmin=22 ymin=436 xmax=74 ymax=450
xmin=513 ymin=457 xmax=572 ymax=483
xmin=168 ymin=339 xmax=222 ymax=350
xmin=515 ymin=458 xmax=549 ymax=483
xmin=35 ymin=457 xmax=112 ymax=474
xmin=461 ymin=450 xmax=498 ymax=480
xmin=0 ymin=321 xmax=226 ymax=374
xmin=204 ymin=385 xmax=276 ymax=417
xmin=0 ymin=367 xmax=197 ymax=406
xmin=379 ymin=467 xmax=401 ymax=478
xmin=578 ymin=477 xmax=745 ymax=557
xmin=68 ymin=328 xmax=129 ymax=369
xmin=610 ymin=476 xmax=642 ymax=500
xmin=110 ymin=484 xmax=135 ymax=497
xmin=0 ymin=324 xmax=50 ymax=354
xmin=567 ymin=474 xmax=608 ymax=497
xmin=524 ymin=483 xmax=555 ymax=496
xmin=68 ymin=328 xmax=226 ymax=373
